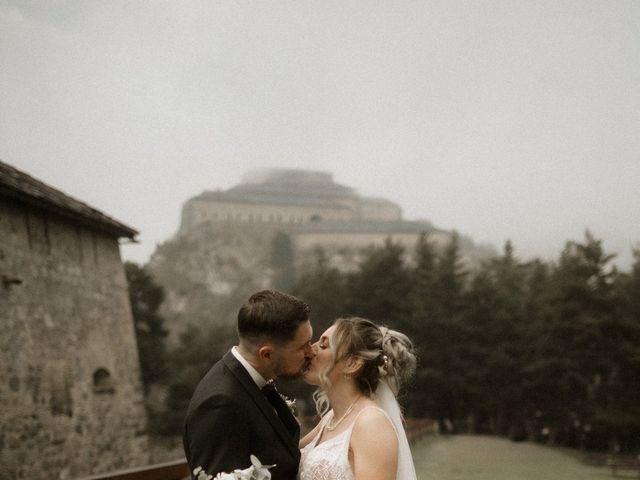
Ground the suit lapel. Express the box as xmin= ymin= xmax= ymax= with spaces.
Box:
xmin=222 ymin=351 xmax=299 ymax=458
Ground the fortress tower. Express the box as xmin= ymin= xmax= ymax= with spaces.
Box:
xmin=0 ymin=161 xmax=149 ymax=479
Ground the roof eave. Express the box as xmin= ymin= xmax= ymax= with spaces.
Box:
xmin=0 ymin=186 xmax=138 ymax=240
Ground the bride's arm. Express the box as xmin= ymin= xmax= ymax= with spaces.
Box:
xmin=350 ymin=408 xmax=398 ymax=480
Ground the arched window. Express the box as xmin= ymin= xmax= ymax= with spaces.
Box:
xmin=93 ymin=368 xmax=115 ymax=394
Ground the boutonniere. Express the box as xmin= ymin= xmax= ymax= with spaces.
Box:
xmin=279 ymin=393 xmax=297 ymax=417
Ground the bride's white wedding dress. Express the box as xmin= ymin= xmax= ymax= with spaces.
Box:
xmin=298 ymin=407 xmax=372 ymax=480
xmin=298 ymin=381 xmax=417 ymax=480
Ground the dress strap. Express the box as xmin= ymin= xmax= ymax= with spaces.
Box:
xmin=341 ymin=406 xmax=396 ymax=461
xmin=349 ymin=405 xmax=394 ymax=432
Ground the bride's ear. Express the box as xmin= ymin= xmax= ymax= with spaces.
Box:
xmin=343 ymin=357 xmax=364 ymax=376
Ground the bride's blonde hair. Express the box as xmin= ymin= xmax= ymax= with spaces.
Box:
xmin=313 ymin=317 xmax=416 ymax=417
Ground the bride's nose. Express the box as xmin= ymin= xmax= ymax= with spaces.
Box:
xmin=305 ymin=342 xmax=317 ymax=358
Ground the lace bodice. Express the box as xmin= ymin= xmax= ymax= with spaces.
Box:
xmin=298 ymin=407 xmax=388 ymax=480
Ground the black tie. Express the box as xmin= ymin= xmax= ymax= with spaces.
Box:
xmin=262 ymin=382 xmax=299 ymax=437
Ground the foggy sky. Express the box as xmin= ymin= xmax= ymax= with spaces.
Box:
xmin=1 ymin=1 xmax=639 ymax=268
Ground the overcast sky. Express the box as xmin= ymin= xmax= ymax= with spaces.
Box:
xmin=2 ymin=1 xmax=639 ymax=269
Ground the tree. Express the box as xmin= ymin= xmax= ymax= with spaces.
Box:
xmin=432 ymin=231 xmax=467 ymax=319
xmin=125 ymin=262 xmax=169 ymax=392
xmin=526 ymin=232 xmax=620 ymax=447
xmin=271 ymin=231 xmax=296 ymax=290
xmin=161 ymin=323 xmax=237 ymax=434
xmin=344 ymin=238 xmax=412 ymax=328
xmin=410 ymin=232 xmax=438 ymax=326
xmin=406 ymin=233 xmax=469 ymax=423
xmin=462 ymin=241 xmax=527 ymax=436
xmin=291 ymin=247 xmax=347 ymax=335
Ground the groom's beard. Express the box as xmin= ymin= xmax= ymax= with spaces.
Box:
xmin=276 ymin=367 xmax=305 ymax=380
xmin=274 ymin=359 xmax=310 ymax=380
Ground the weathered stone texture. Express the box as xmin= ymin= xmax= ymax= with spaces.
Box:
xmin=0 ymin=199 xmax=149 ymax=480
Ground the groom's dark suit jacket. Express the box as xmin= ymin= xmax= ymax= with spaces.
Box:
xmin=183 ymin=350 xmax=300 ymax=480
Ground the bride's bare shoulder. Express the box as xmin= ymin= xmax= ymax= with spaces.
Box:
xmin=350 ymin=404 xmax=398 ymax=479
xmin=351 ymin=404 xmax=397 ymax=442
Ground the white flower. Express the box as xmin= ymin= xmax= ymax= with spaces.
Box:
xmin=232 ymin=466 xmax=254 ymax=480
xmin=193 ymin=467 xmax=213 ymax=480
xmin=279 ymin=393 xmax=297 ymax=417
xmin=193 ymin=455 xmax=275 ymax=480
xmin=214 ymin=473 xmax=237 ymax=480
xmin=250 ymin=455 xmax=275 ymax=480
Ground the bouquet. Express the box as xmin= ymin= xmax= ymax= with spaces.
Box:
xmin=193 ymin=455 xmax=275 ymax=480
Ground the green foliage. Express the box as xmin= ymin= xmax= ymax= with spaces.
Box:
xmin=289 ymin=231 xmax=640 ymax=452
xmin=125 ymin=261 xmax=169 ymax=391
xmin=159 ymin=323 xmax=237 ymax=435
xmin=133 ymin=229 xmax=640 ymax=452
xmin=291 ymin=247 xmax=347 ymax=335
xmin=344 ymin=238 xmax=412 ymax=326
xmin=271 ymin=231 xmax=296 ymax=290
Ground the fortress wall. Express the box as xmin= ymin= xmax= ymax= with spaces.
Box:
xmin=357 ymin=202 xmax=402 ymax=222
xmin=0 ymin=199 xmax=149 ymax=480
xmin=291 ymin=231 xmax=452 ymax=272
xmin=181 ymin=199 xmax=354 ymax=231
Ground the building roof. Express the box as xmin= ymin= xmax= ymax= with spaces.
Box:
xmin=191 ymin=168 xmax=403 ymax=213
xmin=0 ymin=160 xmax=137 ymax=239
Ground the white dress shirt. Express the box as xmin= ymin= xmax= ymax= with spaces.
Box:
xmin=231 ymin=346 xmax=268 ymax=389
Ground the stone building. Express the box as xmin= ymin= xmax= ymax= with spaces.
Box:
xmin=177 ymin=168 xmax=493 ymax=273
xmin=0 ymin=161 xmax=149 ymax=480
xmin=179 ymin=168 xmax=402 ymax=232
xmin=150 ymin=168 xmax=495 ymax=345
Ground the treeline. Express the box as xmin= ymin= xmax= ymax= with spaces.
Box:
xmin=126 ymin=230 xmax=640 ymax=453
xmin=291 ymin=231 xmax=640 ymax=453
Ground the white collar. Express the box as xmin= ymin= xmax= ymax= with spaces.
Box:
xmin=232 ymin=346 xmax=268 ymax=389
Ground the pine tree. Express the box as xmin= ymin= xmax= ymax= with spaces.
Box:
xmin=125 ymin=262 xmax=169 ymax=391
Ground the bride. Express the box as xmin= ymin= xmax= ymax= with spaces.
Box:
xmin=298 ymin=317 xmax=417 ymax=480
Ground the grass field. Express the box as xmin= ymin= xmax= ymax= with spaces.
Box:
xmin=411 ymin=435 xmax=621 ymax=480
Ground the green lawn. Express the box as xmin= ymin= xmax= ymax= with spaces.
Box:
xmin=412 ymin=435 xmax=619 ymax=480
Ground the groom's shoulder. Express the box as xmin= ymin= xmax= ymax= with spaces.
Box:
xmin=190 ymin=353 xmax=243 ymax=401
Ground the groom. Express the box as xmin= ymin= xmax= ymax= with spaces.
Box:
xmin=183 ymin=290 xmax=315 ymax=480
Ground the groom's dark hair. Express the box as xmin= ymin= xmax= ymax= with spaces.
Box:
xmin=237 ymin=290 xmax=310 ymax=344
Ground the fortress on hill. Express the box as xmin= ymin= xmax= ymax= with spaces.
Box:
xmin=177 ymin=168 xmax=459 ymax=267
xmin=180 ymin=168 xmax=403 ymax=230
xmin=150 ymin=168 xmax=495 ymax=345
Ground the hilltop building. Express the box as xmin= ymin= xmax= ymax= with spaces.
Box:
xmin=180 ymin=168 xmax=402 ymax=232
xmin=0 ymin=160 xmax=149 ymax=480
xmin=150 ymin=168 xmax=494 ymax=346
xmin=177 ymin=168 xmax=483 ymax=272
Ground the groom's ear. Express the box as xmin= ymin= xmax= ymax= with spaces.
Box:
xmin=257 ymin=344 xmax=274 ymax=363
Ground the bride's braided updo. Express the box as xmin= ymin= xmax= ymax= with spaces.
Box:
xmin=314 ymin=317 xmax=416 ymax=416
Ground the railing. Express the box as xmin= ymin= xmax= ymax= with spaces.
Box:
xmin=405 ymin=417 xmax=438 ymax=443
xmin=77 ymin=460 xmax=189 ymax=480
xmin=78 ymin=418 xmax=437 ymax=480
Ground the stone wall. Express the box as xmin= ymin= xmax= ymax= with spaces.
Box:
xmin=180 ymin=198 xmax=354 ymax=232
xmin=0 ymin=199 xmax=149 ymax=480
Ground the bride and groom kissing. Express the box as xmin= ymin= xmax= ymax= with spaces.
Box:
xmin=183 ymin=290 xmax=417 ymax=480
